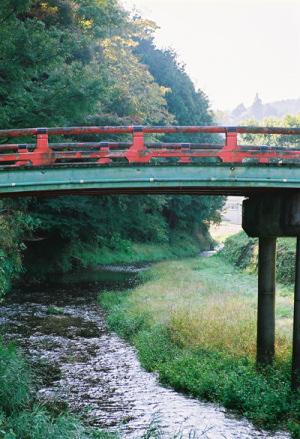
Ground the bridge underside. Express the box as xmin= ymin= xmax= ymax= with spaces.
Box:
xmin=1 ymin=163 xmax=300 ymax=197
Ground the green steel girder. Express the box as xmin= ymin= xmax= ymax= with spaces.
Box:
xmin=1 ymin=163 xmax=300 ymax=197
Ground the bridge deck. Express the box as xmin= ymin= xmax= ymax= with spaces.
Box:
xmin=1 ymin=163 xmax=300 ymax=197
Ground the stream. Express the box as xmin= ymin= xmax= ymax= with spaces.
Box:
xmin=0 ymin=264 xmax=290 ymax=439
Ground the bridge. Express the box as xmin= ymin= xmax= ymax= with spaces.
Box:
xmin=2 ymin=124 xmax=300 ymax=388
xmin=0 ymin=125 xmax=300 ymax=196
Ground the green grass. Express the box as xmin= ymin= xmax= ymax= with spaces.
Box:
xmin=67 ymin=231 xmax=213 ymax=267
xmin=99 ymin=254 xmax=300 ymax=436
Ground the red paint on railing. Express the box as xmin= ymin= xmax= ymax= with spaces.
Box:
xmin=0 ymin=126 xmax=299 ymax=166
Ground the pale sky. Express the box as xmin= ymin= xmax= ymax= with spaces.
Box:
xmin=121 ymin=0 xmax=300 ymax=111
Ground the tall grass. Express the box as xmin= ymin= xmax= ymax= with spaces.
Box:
xmin=99 ymin=255 xmax=300 ymax=436
xmin=0 ymin=342 xmax=31 ymax=416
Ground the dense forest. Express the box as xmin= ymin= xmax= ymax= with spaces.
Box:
xmin=0 ymin=0 xmax=225 ymax=295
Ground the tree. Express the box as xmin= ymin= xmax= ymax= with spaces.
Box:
xmin=163 ymin=196 xmax=224 ymax=231
xmin=240 ymin=113 xmax=300 ymax=148
xmin=99 ymin=34 xmax=172 ymax=125
xmin=28 ymin=194 xmax=169 ymax=244
xmin=133 ymin=37 xmax=221 ymax=144
xmin=0 ymin=0 xmax=172 ymax=130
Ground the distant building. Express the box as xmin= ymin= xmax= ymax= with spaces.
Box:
xmin=222 ymin=196 xmax=244 ymax=225
xmin=250 ymin=93 xmax=263 ymax=120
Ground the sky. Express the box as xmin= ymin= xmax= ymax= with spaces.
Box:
xmin=121 ymin=0 xmax=300 ymax=111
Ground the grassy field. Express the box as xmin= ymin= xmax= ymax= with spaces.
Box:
xmin=99 ymin=229 xmax=300 ymax=437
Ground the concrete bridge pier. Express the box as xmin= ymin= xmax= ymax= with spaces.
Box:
xmin=243 ymin=194 xmax=300 ymax=388
xmin=257 ymin=237 xmax=276 ymax=366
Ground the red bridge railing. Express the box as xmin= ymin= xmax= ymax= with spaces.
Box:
xmin=0 ymin=126 xmax=299 ymax=166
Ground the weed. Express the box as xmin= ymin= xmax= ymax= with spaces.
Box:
xmin=47 ymin=306 xmax=65 ymax=315
xmin=0 ymin=342 xmax=31 ymax=415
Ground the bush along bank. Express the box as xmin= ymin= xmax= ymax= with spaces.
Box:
xmin=99 ymin=255 xmax=300 ymax=437
xmin=23 ymin=228 xmax=215 ymax=279
xmin=218 ymin=230 xmax=297 ymax=285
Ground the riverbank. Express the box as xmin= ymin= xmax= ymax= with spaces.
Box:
xmin=99 ymin=253 xmax=299 ymax=437
xmin=69 ymin=231 xmax=213 ymax=265
xmin=23 ymin=230 xmax=214 ymax=278
xmin=218 ymin=230 xmax=297 ymax=285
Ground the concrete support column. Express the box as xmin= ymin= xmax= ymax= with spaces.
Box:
xmin=257 ymin=237 xmax=276 ymax=367
xmin=292 ymin=237 xmax=300 ymax=390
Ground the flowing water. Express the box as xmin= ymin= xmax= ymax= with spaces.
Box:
xmin=0 ymin=264 xmax=290 ymax=439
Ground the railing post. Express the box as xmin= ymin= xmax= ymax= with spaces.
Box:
xmin=178 ymin=143 xmax=191 ymax=163
xmin=226 ymin=128 xmax=238 ymax=149
xmin=98 ymin=143 xmax=111 ymax=164
xmin=132 ymin=126 xmax=144 ymax=149
xmin=219 ymin=127 xmax=238 ymax=162
xmin=126 ymin=126 xmax=149 ymax=163
xmin=32 ymin=128 xmax=53 ymax=166
xmin=37 ymin=129 xmax=48 ymax=151
xmin=15 ymin=144 xmax=29 ymax=166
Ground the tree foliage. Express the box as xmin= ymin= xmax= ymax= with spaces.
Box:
xmin=240 ymin=113 xmax=300 ymax=148
xmin=0 ymin=0 xmax=171 ymax=129
xmin=29 ymin=193 xmax=224 ymax=245
xmin=0 ymin=199 xmax=38 ymax=296
xmin=29 ymin=195 xmax=169 ymax=243
xmin=134 ymin=37 xmax=220 ymax=143
xmin=163 ymin=195 xmax=224 ymax=231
